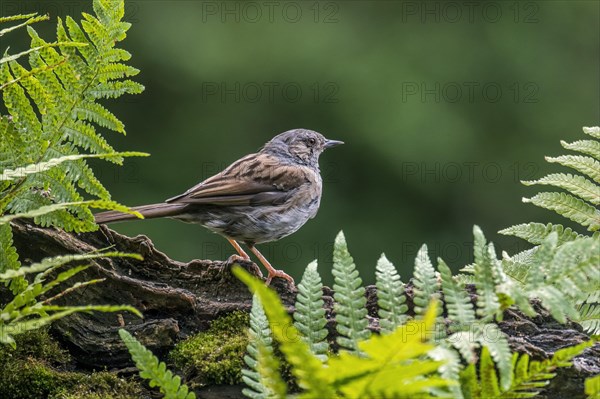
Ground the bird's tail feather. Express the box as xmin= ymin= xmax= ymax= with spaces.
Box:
xmin=94 ymin=203 xmax=188 ymax=224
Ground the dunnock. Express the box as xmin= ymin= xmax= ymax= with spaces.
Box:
xmin=94 ymin=129 xmax=343 ymax=285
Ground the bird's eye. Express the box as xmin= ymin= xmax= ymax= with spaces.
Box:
xmin=307 ymin=138 xmax=316 ymax=146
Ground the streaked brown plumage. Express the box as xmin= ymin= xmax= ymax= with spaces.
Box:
xmin=94 ymin=129 xmax=343 ymax=284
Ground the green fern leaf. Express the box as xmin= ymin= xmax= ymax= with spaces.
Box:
xmin=448 ymin=330 xmax=478 ymax=364
xmin=0 ymin=200 xmax=142 ymax=226
xmin=61 ymin=119 xmax=117 ymax=156
xmin=332 ymin=231 xmax=370 ymax=353
xmin=293 ymin=261 xmax=328 ymax=362
xmin=326 ymin=302 xmax=452 ymax=398
xmin=479 ymin=326 xmax=513 ymax=391
xmin=413 ymin=244 xmax=441 ymax=317
xmin=480 ymin=346 xmax=502 ymax=398
xmin=459 ymin=363 xmax=480 ymax=399
xmin=583 ymin=126 xmax=600 ymax=140
xmin=242 ymin=295 xmax=284 ymax=399
xmin=0 ymin=151 xmax=147 ymax=181
xmin=0 ymin=13 xmax=49 ymax=36
xmin=97 ymin=62 xmax=139 ymax=81
xmin=545 ymin=155 xmax=600 ymax=184
xmin=89 ymin=79 xmax=144 ymax=99
xmin=74 ymin=100 xmax=125 ymax=133
xmin=233 ymin=266 xmax=333 ymax=398
xmin=1 ymin=60 xmax=44 ymax=143
xmin=0 ymin=304 xmax=138 ymax=349
xmin=0 ymin=251 xmax=141 ymax=281
xmin=0 ymin=223 xmax=24 ymax=294
xmin=499 ymin=222 xmax=582 ymax=246
xmin=438 ymin=258 xmax=476 ymax=332
xmin=576 ymin=303 xmax=600 ymax=336
xmin=429 ymin=345 xmax=464 ymax=399
xmin=585 ymin=374 xmax=600 ymax=399
xmin=119 ymin=329 xmax=196 ymax=399
xmin=501 ymin=250 xmax=534 ymax=285
xmin=547 ymin=237 xmax=599 ymax=290
xmin=472 ymin=226 xmax=502 ymax=321
xmin=523 ymin=192 xmax=600 ymax=231
xmin=375 ymin=253 xmax=408 ymax=334
xmin=561 ymin=139 xmax=600 ymax=160
xmin=522 ymin=173 xmax=600 ymax=205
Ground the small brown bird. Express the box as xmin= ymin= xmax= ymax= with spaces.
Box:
xmin=94 ymin=129 xmax=343 ymax=284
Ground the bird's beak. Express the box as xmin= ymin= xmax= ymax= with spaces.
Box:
xmin=324 ymin=139 xmax=344 ymax=149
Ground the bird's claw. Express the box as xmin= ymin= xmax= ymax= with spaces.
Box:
xmin=265 ymin=269 xmax=295 ymax=286
xmin=226 ymin=254 xmax=264 ymax=279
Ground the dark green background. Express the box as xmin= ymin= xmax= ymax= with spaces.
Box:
xmin=3 ymin=1 xmax=599 ymax=284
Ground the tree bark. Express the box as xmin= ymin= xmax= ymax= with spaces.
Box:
xmin=8 ymin=220 xmax=599 ymax=398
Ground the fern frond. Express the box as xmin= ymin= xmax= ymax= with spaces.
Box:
xmin=0 ymin=151 xmax=147 ymax=181
xmin=375 ymin=253 xmax=408 ymax=334
xmin=242 ymin=295 xmax=284 ymax=399
xmin=448 ymin=330 xmax=478 ymax=364
xmin=0 ymin=223 xmax=24 ymax=293
xmin=527 ymin=233 xmax=558 ymax=288
xmin=0 ymin=13 xmax=49 ymax=37
xmin=478 ymin=325 xmax=513 ymax=391
xmin=438 ymin=258 xmax=476 ymax=332
xmin=74 ymin=100 xmax=125 ymax=133
xmin=505 ymin=341 xmax=593 ymax=398
xmin=561 ymin=139 xmax=600 ymax=160
xmin=583 ymin=126 xmax=600 ymax=139
xmin=429 ymin=345 xmax=464 ymax=399
xmin=0 ymin=0 xmax=144 ymax=232
xmin=0 ymin=251 xmax=141 ymax=281
xmin=293 ymin=261 xmax=328 ymax=362
xmin=545 ymin=155 xmax=600 ymax=184
xmin=577 ymin=303 xmax=600 ymax=335
xmin=585 ymin=374 xmax=600 ymax=399
xmin=459 ymin=363 xmax=480 ymax=398
xmin=523 ymin=192 xmax=600 ymax=231
xmin=1 ymin=42 xmax=83 ymax=65
xmin=472 ymin=226 xmax=502 ymax=321
xmin=326 ymin=302 xmax=452 ymax=398
xmin=0 ymin=303 xmax=138 ymax=348
xmin=0 ymin=249 xmax=140 ymax=347
xmin=0 ymin=200 xmax=143 ymax=228
xmin=499 ymin=222 xmax=582 ymax=246
xmin=332 ymin=231 xmax=370 ymax=353
xmin=546 ymin=237 xmax=600 ymax=302
xmin=522 ymin=173 xmax=600 ymax=205
xmin=413 ymin=244 xmax=441 ymax=317
xmin=233 ymin=266 xmax=333 ymax=398
xmin=119 ymin=329 xmax=196 ymax=399
xmin=501 ymin=252 xmax=533 ymax=285
xmin=479 ymin=346 xmax=502 ymax=398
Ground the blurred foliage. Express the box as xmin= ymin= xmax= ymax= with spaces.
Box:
xmin=3 ymin=0 xmax=598 ymax=283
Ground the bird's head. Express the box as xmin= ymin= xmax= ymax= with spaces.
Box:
xmin=262 ymin=129 xmax=343 ymax=167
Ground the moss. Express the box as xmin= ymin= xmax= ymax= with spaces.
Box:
xmin=169 ymin=311 xmax=250 ymax=388
xmin=0 ymin=329 xmax=143 ymax=399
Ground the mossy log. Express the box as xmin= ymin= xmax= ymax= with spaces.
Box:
xmin=9 ymin=219 xmax=600 ymax=398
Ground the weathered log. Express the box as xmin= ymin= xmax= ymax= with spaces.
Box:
xmin=8 ymin=219 xmax=599 ymax=398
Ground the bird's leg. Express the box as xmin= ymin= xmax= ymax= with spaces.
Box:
xmin=224 ymin=238 xmax=263 ymax=278
xmin=226 ymin=237 xmax=251 ymax=262
xmin=248 ymin=245 xmax=295 ymax=286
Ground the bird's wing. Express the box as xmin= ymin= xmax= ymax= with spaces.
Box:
xmin=166 ymin=153 xmax=309 ymax=206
